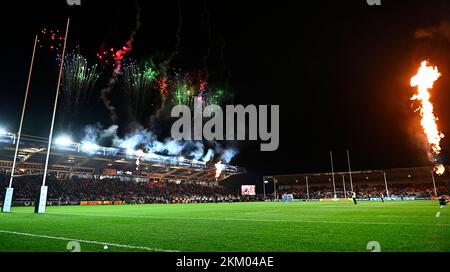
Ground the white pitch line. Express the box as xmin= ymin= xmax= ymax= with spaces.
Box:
xmin=49 ymin=212 xmax=450 ymax=227
xmin=0 ymin=229 xmax=178 ymax=252
xmin=376 ymin=214 xmax=442 ymax=218
xmin=242 ymin=210 xmax=279 ymax=215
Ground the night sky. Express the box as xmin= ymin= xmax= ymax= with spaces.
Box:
xmin=1 ymin=0 xmax=450 ymax=188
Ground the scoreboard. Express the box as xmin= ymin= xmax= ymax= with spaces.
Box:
xmin=241 ymin=185 xmax=256 ymax=196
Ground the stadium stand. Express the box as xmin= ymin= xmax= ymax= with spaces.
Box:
xmin=269 ymin=166 xmax=450 ymax=200
xmin=0 ymin=174 xmax=263 ymax=205
xmin=277 ymin=183 xmax=449 ymax=199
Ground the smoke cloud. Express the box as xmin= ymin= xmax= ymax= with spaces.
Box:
xmin=80 ymin=124 xmax=237 ymax=164
xmin=415 ymin=21 xmax=450 ymax=42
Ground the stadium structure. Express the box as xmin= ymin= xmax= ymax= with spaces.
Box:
xmin=264 ymin=166 xmax=450 ymax=200
xmin=0 ymin=131 xmax=245 ymax=184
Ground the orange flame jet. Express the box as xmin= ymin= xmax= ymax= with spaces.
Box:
xmin=410 ymin=61 xmax=445 ymax=175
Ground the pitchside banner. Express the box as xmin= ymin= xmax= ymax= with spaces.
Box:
xmin=320 ymin=198 xmax=352 ymax=202
xmin=241 ymin=185 xmax=256 ymax=196
xmin=80 ymin=201 xmax=124 ymax=206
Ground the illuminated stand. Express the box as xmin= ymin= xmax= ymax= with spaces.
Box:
xmin=36 ymin=18 xmax=70 ymax=214
xmin=2 ymin=35 xmax=38 ymax=213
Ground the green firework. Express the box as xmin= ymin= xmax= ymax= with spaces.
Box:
xmin=120 ymin=60 xmax=159 ymax=119
xmin=61 ymin=50 xmax=100 ymax=121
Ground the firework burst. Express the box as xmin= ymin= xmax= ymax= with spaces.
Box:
xmin=60 ymin=50 xmax=100 ymax=124
xmin=172 ymin=73 xmax=196 ymax=106
xmin=119 ymin=60 xmax=159 ymax=119
xmin=38 ymin=28 xmax=64 ymax=52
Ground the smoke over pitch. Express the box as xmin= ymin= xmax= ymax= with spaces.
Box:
xmin=80 ymin=124 xmax=238 ymax=164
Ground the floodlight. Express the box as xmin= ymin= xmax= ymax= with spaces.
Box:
xmin=55 ymin=135 xmax=73 ymax=146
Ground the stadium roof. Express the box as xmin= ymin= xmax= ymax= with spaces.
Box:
xmin=0 ymin=133 xmax=245 ymax=182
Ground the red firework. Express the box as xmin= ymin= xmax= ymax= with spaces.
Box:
xmin=158 ymin=76 xmax=169 ymax=97
xmin=38 ymin=28 xmax=64 ymax=51
xmin=97 ymin=42 xmax=133 ymax=75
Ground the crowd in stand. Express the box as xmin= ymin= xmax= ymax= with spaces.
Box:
xmin=0 ymin=174 xmax=245 ymax=204
xmin=0 ymin=173 xmax=448 ymax=204
xmin=277 ymin=182 xmax=449 ymax=199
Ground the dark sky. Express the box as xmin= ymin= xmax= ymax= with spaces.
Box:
xmin=1 ymin=0 xmax=450 ymax=187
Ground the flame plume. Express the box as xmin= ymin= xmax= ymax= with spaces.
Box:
xmin=215 ymin=161 xmax=225 ymax=180
xmin=410 ymin=61 xmax=445 ymax=175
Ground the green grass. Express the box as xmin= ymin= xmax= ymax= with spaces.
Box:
xmin=0 ymin=200 xmax=448 ymax=252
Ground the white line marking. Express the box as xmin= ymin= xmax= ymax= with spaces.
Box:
xmin=49 ymin=212 xmax=450 ymax=227
xmin=376 ymin=215 xmax=437 ymax=218
xmin=242 ymin=210 xmax=279 ymax=215
xmin=0 ymin=229 xmax=178 ymax=252
xmin=436 ymin=212 xmax=441 ymax=218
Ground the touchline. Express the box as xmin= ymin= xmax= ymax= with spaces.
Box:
xmin=171 ymin=100 xmax=279 ymax=151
